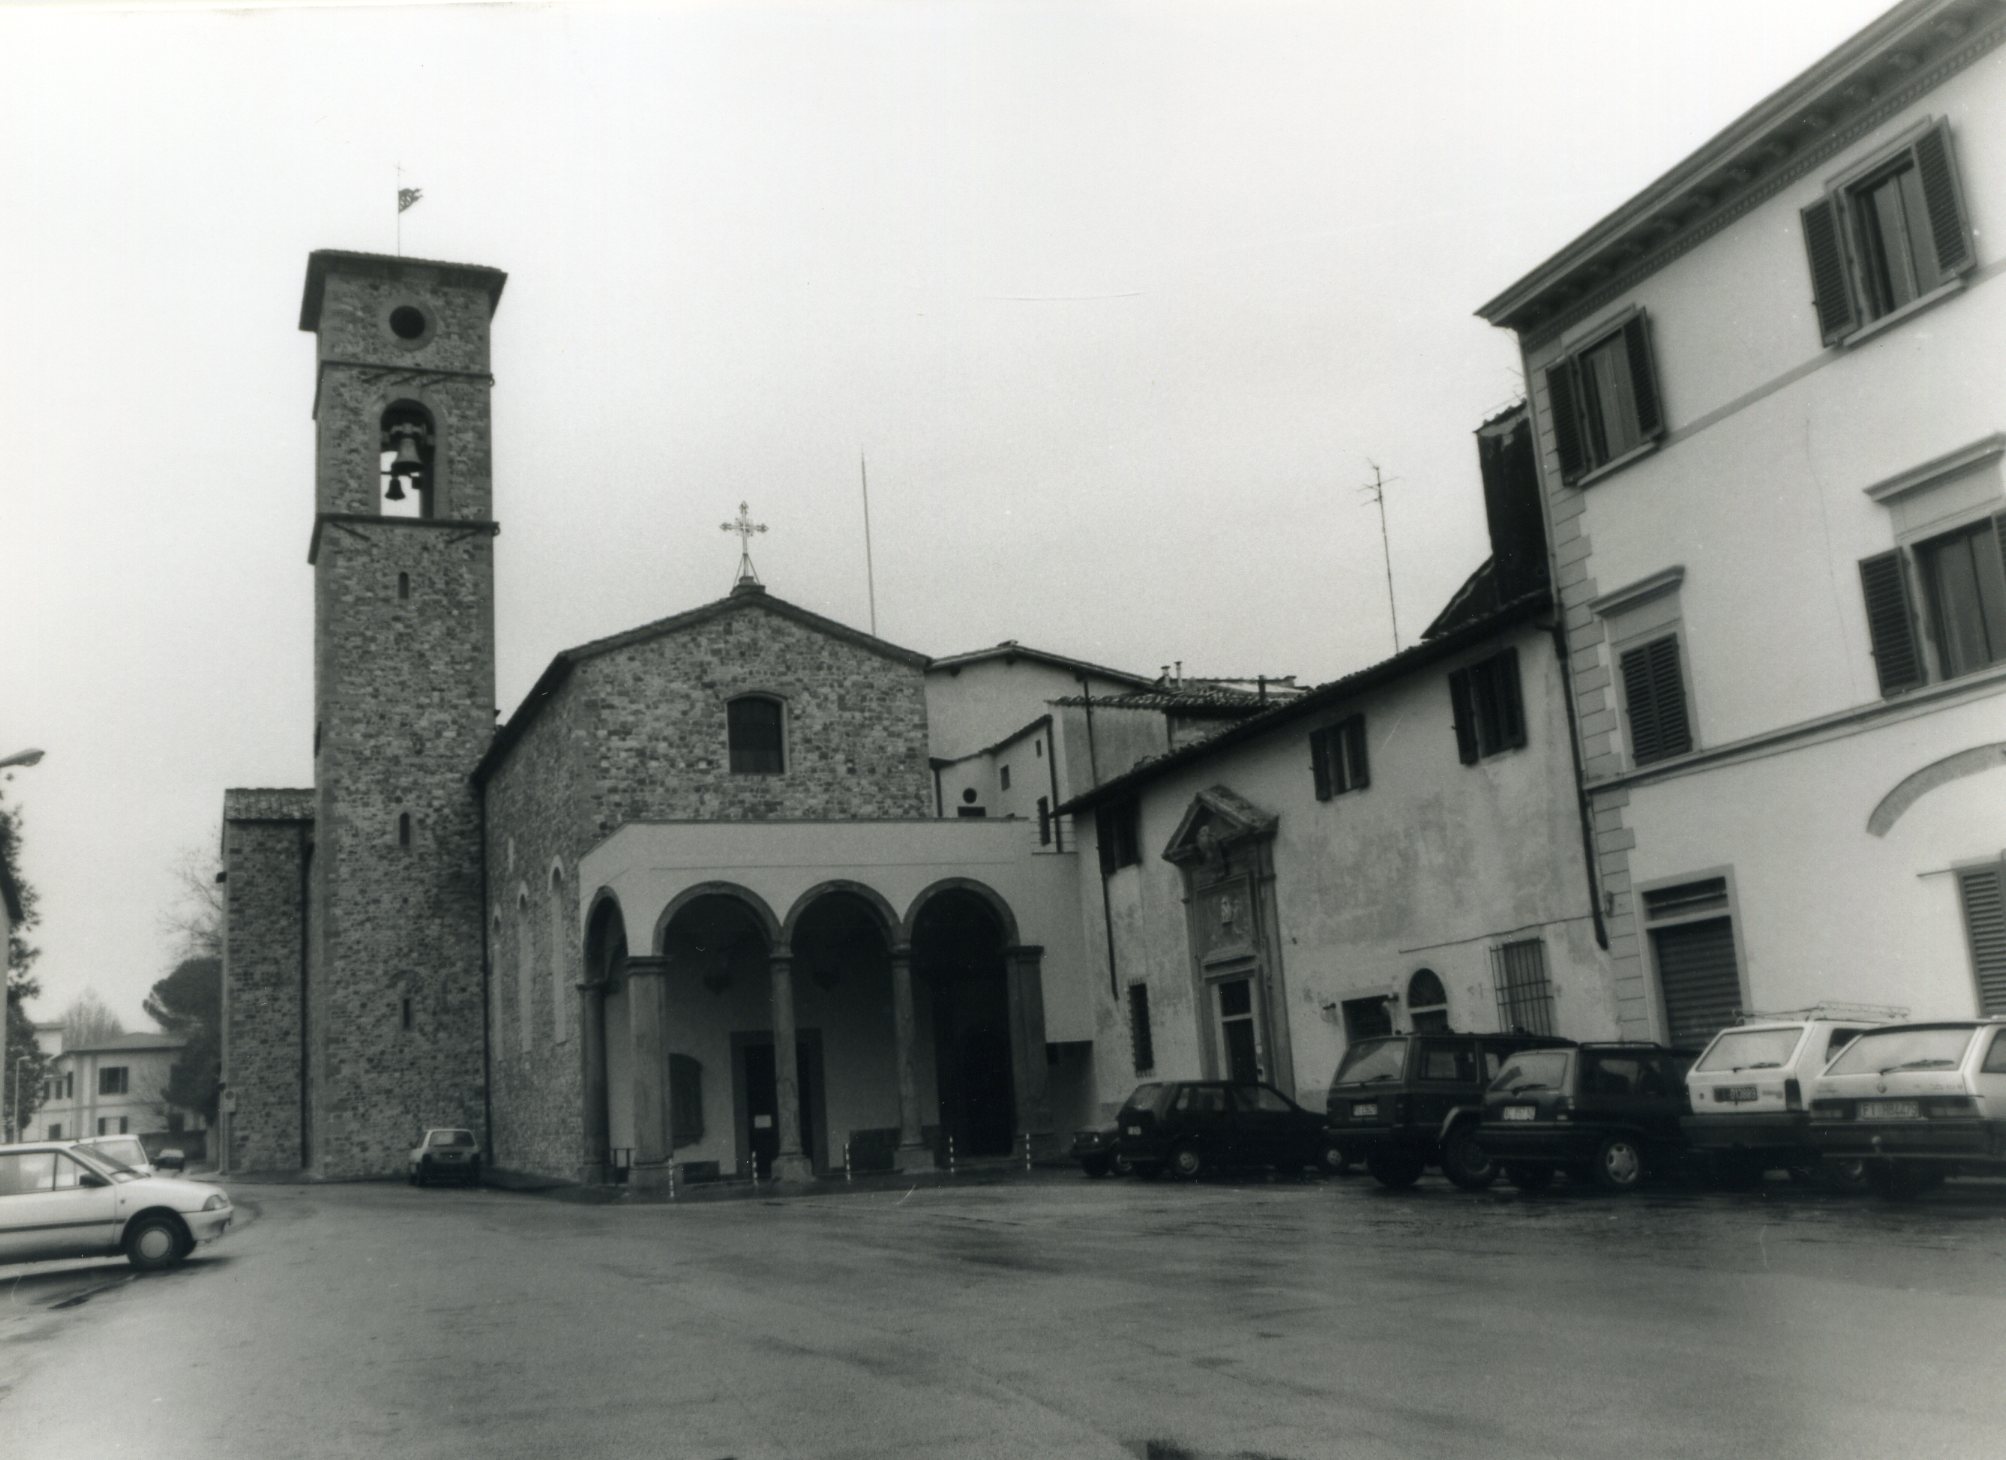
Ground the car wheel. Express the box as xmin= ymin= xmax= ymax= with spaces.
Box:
xmin=1817 ymin=1158 xmax=1870 ymax=1193
xmin=1167 ymin=1143 xmax=1204 ymax=1181
xmin=416 ymin=1159 xmax=431 ymax=1188
xmin=124 ymin=1213 xmax=189 ymax=1273
xmin=1863 ymin=1161 xmax=1936 ymax=1201
xmin=467 ymin=1159 xmax=482 ymax=1187
xmin=1593 ymin=1136 xmax=1647 ymax=1192
xmin=1504 ymin=1163 xmax=1554 ymax=1192
xmin=1080 ymin=1154 xmax=1113 ymax=1178
xmin=1112 ymin=1150 xmax=1136 ymax=1177
xmin=1317 ymin=1140 xmax=1351 ymax=1176
xmin=1439 ymin=1126 xmax=1498 ymax=1192
xmin=1365 ymin=1149 xmax=1425 ymax=1189
xmin=1132 ymin=1161 xmax=1162 ymax=1181
xmin=1710 ymin=1153 xmax=1766 ymax=1192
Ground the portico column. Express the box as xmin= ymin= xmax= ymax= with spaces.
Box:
xmin=1004 ymin=944 xmax=1055 ymax=1156
xmin=768 ymin=952 xmax=813 ymax=1182
xmin=624 ymin=955 xmax=675 ymax=1194
xmin=578 ymin=977 xmax=609 ymax=1182
xmin=889 ymin=946 xmax=929 ymax=1170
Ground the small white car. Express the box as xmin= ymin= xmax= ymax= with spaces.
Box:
xmin=1682 ymin=1010 xmax=1891 ymax=1187
xmin=408 ymin=1128 xmax=482 ymax=1187
xmin=0 ymin=1140 xmax=233 ymax=1271
xmin=1809 ymin=1019 xmax=2006 ymax=1198
xmin=72 ymin=1133 xmax=184 ymax=1178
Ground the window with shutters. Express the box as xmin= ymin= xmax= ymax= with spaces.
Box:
xmin=727 ymin=695 xmax=786 ymax=774
xmin=1544 ymin=308 xmax=1664 ymax=485
xmin=1127 ymin=983 xmax=1155 ymax=1073
xmin=1859 ymin=514 xmax=2006 ymax=696
xmin=1641 ymin=874 xmax=1744 ymax=1051
xmin=1801 ymin=118 xmax=1974 ymax=347
xmin=1097 ymin=797 xmax=1141 ymax=876
xmin=1448 ymin=649 xmax=1526 ymax=764
xmin=1618 ymin=634 xmax=1693 ymax=766
xmin=1954 ymin=859 xmax=2006 ymax=1017
xmin=1309 ymin=714 xmax=1368 ymax=800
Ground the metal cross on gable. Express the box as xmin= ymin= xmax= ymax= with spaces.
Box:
xmin=721 ymin=500 xmax=767 ymax=586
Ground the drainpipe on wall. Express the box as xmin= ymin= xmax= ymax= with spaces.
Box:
xmin=1551 ymin=616 xmax=1608 ymax=951
xmin=1079 ymin=676 xmax=1121 ymax=1002
xmin=296 ymin=822 xmax=311 ymax=1172
xmin=477 ymin=783 xmax=495 ymax=1162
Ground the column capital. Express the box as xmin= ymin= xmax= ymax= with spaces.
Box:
xmin=1004 ymin=943 xmax=1045 ymax=962
xmin=624 ymin=954 xmax=670 ymax=979
xmin=766 ymin=951 xmax=795 ymax=970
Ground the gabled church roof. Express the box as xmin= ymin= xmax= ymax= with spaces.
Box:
xmin=927 ymin=640 xmax=1156 ymax=689
xmin=472 ymin=583 xmax=930 ymax=785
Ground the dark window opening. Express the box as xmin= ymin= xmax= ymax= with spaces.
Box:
xmin=1546 ymin=313 xmax=1663 ymax=483
xmin=1407 ymin=968 xmax=1449 ymax=1033
xmin=397 ymin=572 xmax=410 ymax=601
xmin=398 ymin=812 xmax=412 ymax=848
xmin=1448 ymin=649 xmax=1527 ymax=763
xmin=401 ymin=997 xmax=413 ymax=1032
xmin=727 ymin=696 xmax=785 ymax=774
xmin=1861 ymin=517 xmax=2006 ymax=696
xmin=1127 ymin=984 xmax=1154 ymax=1073
xmin=956 ymin=806 xmax=988 ymax=819
xmin=98 ymin=1067 xmax=128 ymax=1096
xmin=1097 ymin=797 xmax=1142 ymax=875
xmin=1493 ymin=939 xmax=1556 ymax=1036
xmin=1037 ymin=796 xmax=1052 ymax=846
xmin=669 ymin=1053 xmax=704 ymax=1146
xmin=389 ymin=304 xmax=428 ymax=340
xmin=1000 ymin=764 xmax=1011 ymax=791
xmin=1310 ymin=714 xmax=1369 ymax=799
xmin=378 ymin=401 xmax=436 ymax=519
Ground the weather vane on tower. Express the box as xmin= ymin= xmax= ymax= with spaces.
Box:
xmin=721 ymin=501 xmax=767 ymax=589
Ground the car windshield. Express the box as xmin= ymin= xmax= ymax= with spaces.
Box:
xmin=1331 ymin=1038 xmax=1408 ymax=1086
xmin=1695 ymin=1027 xmax=1804 ymax=1073
xmin=1824 ymin=1027 xmax=1976 ymax=1076
xmin=429 ymin=1130 xmax=476 ymax=1147
xmin=1489 ymin=1050 xmax=1571 ymax=1093
xmin=67 ymin=1147 xmax=137 ymax=1182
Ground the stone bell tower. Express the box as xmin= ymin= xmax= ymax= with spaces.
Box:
xmin=301 ymin=250 xmax=506 ymax=1177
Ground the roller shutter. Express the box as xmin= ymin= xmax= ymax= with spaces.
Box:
xmin=1651 ymin=917 xmax=1742 ymax=1050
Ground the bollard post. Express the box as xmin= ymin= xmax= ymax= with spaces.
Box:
xmin=844 ymin=1139 xmax=853 ymax=1184
xmin=669 ymin=1159 xmax=676 ymax=1202
xmin=948 ymin=1134 xmax=956 ymax=1177
xmin=1023 ymin=1129 xmax=1032 ymax=1172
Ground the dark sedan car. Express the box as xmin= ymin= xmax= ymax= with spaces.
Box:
xmin=1114 ymin=1080 xmax=1345 ymax=1180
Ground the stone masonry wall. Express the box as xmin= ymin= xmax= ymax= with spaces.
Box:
xmin=221 ymin=790 xmax=313 ymax=1172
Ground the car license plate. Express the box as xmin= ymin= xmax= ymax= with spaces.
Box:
xmin=1859 ymin=1099 xmax=1920 ymax=1120
xmin=1502 ymin=1105 xmax=1536 ymax=1122
xmin=1125 ymin=1125 xmax=1142 ymax=1136
xmin=1715 ymin=1085 xmax=1758 ymax=1103
xmin=1351 ymin=1102 xmax=1378 ymax=1119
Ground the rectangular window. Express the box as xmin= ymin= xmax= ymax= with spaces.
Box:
xmin=1643 ymin=876 xmax=1743 ymax=1050
xmin=1802 ymin=119 xmax=1974 ymax=344
xmin=1544 ymin=310 xmax=1664 ymax=484
xmin=1127 ymin=983 xmax=1155 ymax=1073
xmin=999 ymin=765 xmax=1011 ymax=791
xmin=1448 ymin=649 xmax=1527 ymax=764
xmin=118 ymin=1117 xmax=129 ymax=1135
xmin=1955 ymin=861 xmax=2006 ymax=1016
xmin=726 ymin=696 xmax=785 ymax=774
xmin=1097 ymin=797 xmax=1141 ymax=875
xmin=1492 ymin=938 xmax=1557 ymax=1036
xmin=46 ymin=1124 xmax=61 ymax=1140
xmin=97 ymin=1117 xmax=109 ymax=1136
xmin=1309 ymin=715 xmax=1369 ymax=799
xmin=98 ymin=1067 xmax=128 ymax=1096
xmin=1860 ymin=514 xmax=2006 ymax=695
xmin=1036 ymin=796 xmax=1051 ymax=846
xmin=1618 ymin=634 xmax=1693 ymax=765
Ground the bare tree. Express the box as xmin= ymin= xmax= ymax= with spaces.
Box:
xmin=158 ymin=842 xmax=223 ymax=962
xmin=61 ymin=990 xmax=125 ymax=1049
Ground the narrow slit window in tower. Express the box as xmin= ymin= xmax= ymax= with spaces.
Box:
xmin=398 ymin=812 xmax=412 ymax=848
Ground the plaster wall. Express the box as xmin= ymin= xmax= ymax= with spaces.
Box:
xmin=925 ymin=659 xmax=1143 ymax=762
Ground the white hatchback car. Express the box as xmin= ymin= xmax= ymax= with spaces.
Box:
xmin=1809 ymin=1019 xmax=2006 ymax=1198
xmin=1682 ymin=1011 xmax=1891 ymax=1186
xmin=408 ymin=1128 xmax=482 ymax=1186
xmin=0 ymin=1140 xmax=234 ymax=1271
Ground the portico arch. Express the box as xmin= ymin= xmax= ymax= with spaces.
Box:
xmin=900 ymin=876 xmax=1022 ymax=949
xmin=781 ymin=879 xmax=901 ymax=949
xmin=653 ymin=880 xmax=782 ymax=955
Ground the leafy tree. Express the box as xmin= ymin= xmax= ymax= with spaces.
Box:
xmin=2 ymin=794 xmax=54 ymax=1138
xmin=145 ymin=955 xmax=221 ymax=1123
xmin=60 ymin=989 xmax=125 ymax=1049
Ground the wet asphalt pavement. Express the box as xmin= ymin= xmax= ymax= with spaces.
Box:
xmin=3 ymin=1166 xmax=2005 ymax=1459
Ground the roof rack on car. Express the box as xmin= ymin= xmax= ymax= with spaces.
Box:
xmin=1731 ymin=1002 xmax=1908 ymax=1023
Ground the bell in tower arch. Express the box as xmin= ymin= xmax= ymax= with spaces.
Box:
xmin=378 ymin=404 xmax=436 ymax=516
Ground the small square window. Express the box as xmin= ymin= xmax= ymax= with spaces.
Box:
xmin=1448 ymin=650 xmax=1526 ymax=764
xmin=1097 ymin=797 xmax=1141 ymax=875
xmin=98 ymin=1067 xmax=129 ymax=1097
xmin=1309 ymin=715 xmax=1369 ymax=800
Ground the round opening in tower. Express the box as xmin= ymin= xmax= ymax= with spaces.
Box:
xmin=389 ymin=305 xmax=428 ymax=340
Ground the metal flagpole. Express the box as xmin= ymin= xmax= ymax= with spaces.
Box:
xmin=860 ymin=451 xmax=878 ymax=636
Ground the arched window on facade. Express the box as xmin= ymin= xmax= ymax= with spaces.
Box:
xmin=1407 ymin=968 xmax=1450 ymax=1032
xmin=379 ymin=400 xmax=436 ymax=520
xmin=549 ymin=866 xmax=569 ymax=1044
xmin=516 ymin=892 xmax=534 ymax=1054
xmin=727 ymin=695 xmax=785 ymax=774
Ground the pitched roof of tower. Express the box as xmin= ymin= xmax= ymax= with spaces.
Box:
xmin=472 ymin=583 xmax=931 ymax=785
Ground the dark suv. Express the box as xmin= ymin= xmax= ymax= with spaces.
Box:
xmin=1325 ymin=1032 xmax=1577 ymax=1189
xmin=1477 ymin=1042 xmax=1698 ymax=1192
xmin=1114 ymin=1081 xmax=1343 ymax=1180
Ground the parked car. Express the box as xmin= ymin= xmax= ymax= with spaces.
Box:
xmin=1809 ymin=1019 xmax=2006 ymax=1198
xmin=1069 ymin=1125 xmax=1131 ymax=1177
xmin=1478 ymin=1042 xmax=1698 ymax=1192
xmin=1682 ymin=1010 xmax=1890 ymax=1188
xmin=0 ymin=1140 xmax=233 ymax=1271
xmin=1326 ymin=1031 xmax=1576 ymax=1190
xmin=408 ymin=1128 xmax=482 ymax=1186
xmin=1114 ymin=1080 xmax=1345 ymax=1180
xmin=71 ymin=1133 xmax=186 ymax=1178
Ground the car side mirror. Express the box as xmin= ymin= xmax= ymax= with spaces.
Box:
xmin=78 ymin=1173 xmax=108 ymax=1189
xmin=156 ymin=1150 xmax=185 ymax=1172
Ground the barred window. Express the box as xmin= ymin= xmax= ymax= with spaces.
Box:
xmin=1127 ymin=983 xmax=1155 ymax=1073
xmin=1492 ymin=939 xmax=1556 ymax=1036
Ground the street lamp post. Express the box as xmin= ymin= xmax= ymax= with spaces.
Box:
xmin=1 ymin=747 xmax=47 ymax=1141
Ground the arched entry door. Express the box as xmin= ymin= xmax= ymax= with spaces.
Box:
xmin=911 ymin=888 xmax=1015 ymax=1157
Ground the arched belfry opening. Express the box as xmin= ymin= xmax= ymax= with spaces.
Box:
xmin=378 ymin=400 xmax=436 ymax=518
xmin=911 ymin=888 xmax=1016 ymax=1157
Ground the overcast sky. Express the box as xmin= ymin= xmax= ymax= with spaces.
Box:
xmin=3 ymin=0 xmax=1893 ymax=1029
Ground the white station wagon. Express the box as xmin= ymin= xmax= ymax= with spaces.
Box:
xmin=0 ymin=1140 xmax=234 ymax=1271
xmin=1809 ymin=1019 xmax=2006 ymax=1198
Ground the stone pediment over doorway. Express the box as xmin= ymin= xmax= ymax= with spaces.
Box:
xmin=1162 ymin=786 xmax=1279 ymax=867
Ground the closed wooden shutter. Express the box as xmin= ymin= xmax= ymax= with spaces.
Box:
xmin=1957 ymin=865 xmax=2006 ymax=1015
xmin=1309 ymin=727 xmax=1333 ymax=800
xmin=1800 ymin=196 xmax=1858 ymax=345
xmin=1096 ymin=808 xmax=1118 ymax=876
xmin=1545 ymin=360 xmax=1586 ymax=482
xmin=1619 ymin=635 xmax=1692 ymax=765
xmin=1914 ymin=120 xmax=1974 ymax=278
xmin=1652 ymin=917 xmax=1742 ymax=1050
xmin=1858 ymin=551 xmax=1924 ymax=695
xmin=1496 ymin=648 xmax=1527 ymax=750
xmin=1345 ymin=715 xmax=1370 ymax=790
xmin=1622 ymin=314 xmax=1664 ymax=441
xmin=1448 ymin=667 xmax=1479 ymax=764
